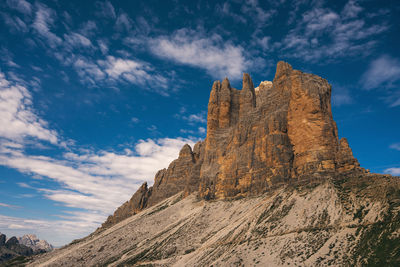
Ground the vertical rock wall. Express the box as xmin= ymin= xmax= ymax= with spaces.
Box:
xmin=101 ymin=61 xmax=364 ymax=229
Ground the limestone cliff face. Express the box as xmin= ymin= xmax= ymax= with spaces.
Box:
xmin=199 ymin=61 xmax=362 ymax=199
xmin=101 ymin=61 xmax=364 ymax=229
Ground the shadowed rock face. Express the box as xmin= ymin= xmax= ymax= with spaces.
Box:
xmin=101 ymin=61 xmax=364 ymax=229
xmin=0 ymin=234 xmax=5 ymax=246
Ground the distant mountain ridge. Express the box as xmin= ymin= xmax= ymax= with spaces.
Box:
xmin=18 ymin=234 xmax=53 ymax=253
xmin=0 ymin=232 xmax=52 ymax=265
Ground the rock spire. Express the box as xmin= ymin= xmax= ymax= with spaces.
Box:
xmin=101 ymin=61 xmax=365 ymax=229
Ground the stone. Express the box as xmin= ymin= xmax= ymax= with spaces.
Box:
xmin=5 ymin=237 xmax=18 ymax=247
xmin=336 ymin=137 xmax=361 ymax=172
xmin=0 ymin=234 xmax=5 ymax=246
xmin=4 ymin=236 xmax=33 ymax=257
xmin=101 ymin=61 xmax=364 ymax=229
xmin=102 ymin=182 xmax=152 ymax=228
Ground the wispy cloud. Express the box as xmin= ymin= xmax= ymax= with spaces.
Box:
xmin=182 ymin=112 xmax=207 ymax=124
xmin=64 ymin=32 xmax=93 ymax=49
xmin=332 ymin=85 xmax=352 ymax=107
xmin=0 ymin=202 xmax=20 ymax=209
xmin=0 ymin=70 xmax=193 ymax=244
xmin=1 ymin=13 xmax=28 ymax=33
xmin=276 ymin=1 xmax=388 ymax=62
xmin=65 ymin=55 xmax=171 ymax=94
xmin=384 ymin=167 xmax=400 ymax=176
xmin=0 ymin=71 xmax=58 ymax=145
xmin=0 ymin=214 xmax=100 ymax=246
xmin=360 ymin=55 xmax=400 ymax=107
xmin=361 ymin=55 xmax=400 ymax=90
xmin=241 ymin=0 xmax=276 ymax=26
xmin=99 ymin=56 xmax=163 ymax=87
xmin=389 ymin=143 xmax=400 ymax=151
xmin=6 ymin=0 xmax=32 ymax=15
xmin=115 ymin=11 xmax=133 ymax=32
xmin=32 ymin=2 xmax=62 ymax=48
xmin=95 ymin=0 xmax=116 ymax=20
xmin=148 ymin=28 xmax=250 ymax=79
xmin=0 ymin=70 xmax=198 ymax=244
xmin=216 ymin=2 xmax=246 ymax=24
xmin=0 ymin=137 xmax=196 ymax=244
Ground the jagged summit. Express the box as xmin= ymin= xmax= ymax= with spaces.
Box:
xmin=101 ymin=61 xmax=365 ymax=229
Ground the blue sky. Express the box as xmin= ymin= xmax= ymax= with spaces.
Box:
xmin=0 ymin=0 xmax=399 ymax=246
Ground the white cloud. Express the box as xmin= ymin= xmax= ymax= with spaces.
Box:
xmin=217 ymin=2 xmax=247 ymax=24
xmin=64 ymin=32 xmax=92 ymax=48
xmin=277 ymin=1 xmax=388 ymax=62
xmin=55 ymin=53 xmax=170 ymax=93
xmin=0 ymin=72 xmax=199 ymax=245
xmin=1 ymin=13 xmax=28 ymax=33
xmin=332 ymin=85 xmax=352 ymax=107
xmin=79 ymin=20 xmax=98 ymax=37
xmin=186 ymin=113 xmax=206 ymax=124
xmin=72 ymin=56 xmax=106 ymax=84
xmin=0 ymin=203 xmax=20 ymax=209
xmin=360 ymin=55 xmax=400 ymax=107
xmin=115 ymin=12 xmax=133 ymax=32
xmin=97 ymin=39 xmax=109 ymax=55
xmin=342 ymin=0 xmax=363 ymax=19
xmin=389 ymin=143 xmax=400 ymax=151
xmin=241 ymin=0 xmax=275 ymax=26
xmin=148 ymin=29 xmax=249 ymax=79
xmin=95 ymin=1 xmax=116 ymax=19
xmin=6 ymin=0 xmax=32 ymax=15
xmin=0 ymin=71 xmax=58 ymax=144
xmin=0 ymin=214 xmax=100 ymax=246
xmin=97 ymin=56 xmax=170 ymax=92
xmin=32 ymin=3 xmax=62 ymax=48
xmin=101 ymin=56 xmax=144 ymax=78
xmin=384 ymin=168 xmax=400 ymax=176
xmin=361 ymin=55 xmax=400 ymax=90
xmin=0 ymin=133 xmax=197 ymax=245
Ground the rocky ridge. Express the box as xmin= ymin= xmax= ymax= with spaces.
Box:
xmin=101 ymin=61 xmax=365 ymax=229
xmin=0 ymin=233 xmax=53 ymax=265
xmin=18 ymin=235 xmax=53 ymax=253
xmin=0 ymin=233 xmax=33 ymax=264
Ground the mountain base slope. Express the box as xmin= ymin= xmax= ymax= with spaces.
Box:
xmin=28 ymin=174 xmax=400 ymax=267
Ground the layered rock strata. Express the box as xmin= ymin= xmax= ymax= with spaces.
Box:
xmin=102 ymin=61 xmax=364 ymax=229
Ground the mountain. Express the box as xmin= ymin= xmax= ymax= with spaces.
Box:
xmin=18 ymin=235 xmax=53 ymax=253
xmin=0 ymin=233 xmax=53 ymax=266
xmin=101 ymin=61 xmax=364 ymax=229
xmin=0 ymin=233 xmax=33 ymax=265
xmin=27 ymin=62 xmax=400 ymax=266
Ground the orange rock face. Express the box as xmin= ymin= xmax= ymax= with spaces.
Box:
xmin=101 ymin=61 xmax=364 ymax=229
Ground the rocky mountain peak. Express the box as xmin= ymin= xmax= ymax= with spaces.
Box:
xmin=18 ymin=234 xmax=53 ymax=252
xmin=274 ymin=60 xmax=293 ymax=79
xmin=100 ymin=61 xmax=367 ymax=229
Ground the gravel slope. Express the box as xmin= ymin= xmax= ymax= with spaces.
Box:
xmin=28 ymin=175 xmax=400 ymax=267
